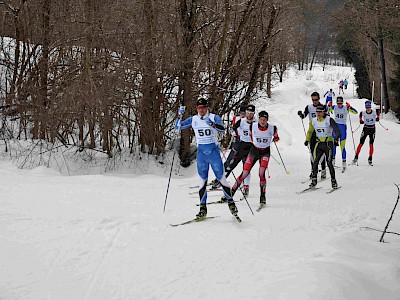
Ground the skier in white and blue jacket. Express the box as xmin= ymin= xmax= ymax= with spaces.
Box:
xmin=175 ymin=97 xmax=238 ymax=219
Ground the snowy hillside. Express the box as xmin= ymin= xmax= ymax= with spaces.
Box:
xmin=1 ymin=65 xmax=399 ymax=300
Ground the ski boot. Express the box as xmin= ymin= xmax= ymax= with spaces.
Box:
xmin=342 ymin=160 xmax=346 ymax=171
xmin=309 ymin=171 xmax=313 ymax=179
xmin=368 ymin=156 xmax=373 ymax=166
xmin=227 ymin=200 xmax=238 ymax=214
xmin=321 ymin=169 xmax=327 ymax=180
xmin=331 ymin=179 xmax=338 ymax=189
xmin=243 ymin=185 xmax=249 ymax=197
xmin=219 ymin=196 xmax=228 ymax=203
xmin=352 ymin=155 xmax=358 ymax=165
xmin=196 ymin=204 xmax=207 ymax=219
xmin=309 ymin=177 xmax=317 ymax=189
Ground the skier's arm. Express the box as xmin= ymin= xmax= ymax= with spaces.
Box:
xmin=175 ymin=116 xmax=193 ymax=130
xmin=359 ymin=112 xmax=364 ymax=124
xmin=303 ymin=106 xmax=309 ymax=118
xmin=346 ymin=102 xmax=358 ymax=114
xmin=328 ymin=103 xmax=334 ymax=113
xmin=324 ymin=91 xmax=328 ymax=97
xmin=305 ymin=120 xmax=314 ymax=142
xmin=209 ymin=115 xmax=225 ymax=133
xmin=330 ymin=118 xmax=340 ymax=140
xmin=273 ymin=125 xmax=280 ymax=142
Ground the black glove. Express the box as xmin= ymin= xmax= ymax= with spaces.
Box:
xmin=297 ymin=111 xmax=304 ymax=119
xmin=360 ymin=120 xmax=364 ymax=124
xmin=304 ymin=141 xmax=309 ymax=146
xmin=334 ymin=140 xmax=339 ymax=146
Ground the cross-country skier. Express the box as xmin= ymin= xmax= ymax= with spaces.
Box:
xmin=210 ymin=105 xmax=248 ymax=189
xmin=324 ymin=89 xmax=335 ymax=105
xmin=212 ymin=104 xmax=257 ymax=195
xmin=298 ymin=92 xmax=327 ymax=179
xmin=175 ymin=97 xmax=238 ymax=218
xmin=338 ymin=80 xmax=344 ymax=94
xmin=224 ymin=105 xmax=247 ymax=168
xmin=344 ymin=79 xmax=348 ymax=90
xmin=327 ymin=96 xmax=358 ymax=171
xmin=352 ymin=101 xmax=380 ymax=165
xmin=304 ymin=105 xmax=340 ymax=189
xmin=221 ymin=111 xmax=279 ymax=206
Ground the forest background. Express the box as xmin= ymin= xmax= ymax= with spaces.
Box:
xmin=1 ymin=0 xmax=399 ymax=165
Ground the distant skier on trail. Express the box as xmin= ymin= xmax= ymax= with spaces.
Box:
xmin=175 ymin=97 xmax=238 ymax=219
xmin=327 ymin=96 xmax=358 ymax=171
xmin=298 ymin=92 xmax=327 ymax=180
xmin=304 ymin=105 xmax=340 ymax=189
xmin=324 ymin=88 xmax=335 ymax=105
xmin=338 ymin=80 xmax=344 ymax=94
xmin=221 ymin=111 xmax=280 ymax=208
xmin=343 ymin=79 xmax=348 ymax=90
xmin=352 ymin=101 xmax=380 ymax=166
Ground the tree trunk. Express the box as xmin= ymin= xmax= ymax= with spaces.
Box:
xmin=243 ymin=5 xmax=277 ymax=104
xmin=178 ymin=0 xmax=198 ymax=167
xmin=266 ymin=57 xmax=272 ymax=98
xmin=377 ymin=36 xmax=390 ymax=112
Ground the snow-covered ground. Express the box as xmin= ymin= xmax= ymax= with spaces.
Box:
xmin=1 ymin=65 xmax=399 ymax=300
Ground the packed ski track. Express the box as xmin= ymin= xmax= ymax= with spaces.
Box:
xmin=1 ymin=65 xmax=400 ymax=299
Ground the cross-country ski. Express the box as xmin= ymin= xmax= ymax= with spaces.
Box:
xmin=170 ymin=216 xmax=220 ymax=227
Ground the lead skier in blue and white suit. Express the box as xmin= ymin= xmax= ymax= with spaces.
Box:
xmin=175 ymin=97 xmax=238 ymax=219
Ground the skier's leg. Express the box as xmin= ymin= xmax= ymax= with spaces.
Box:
xmin=209 ymin=148 xmax=233 ymax=201
xmin=326 ymin=142 xmax=336 ymax=180
xmin=196 ymin=150 xmax=209 ymax=205
xmin=259 ymin=151 xmax=270 ymax=202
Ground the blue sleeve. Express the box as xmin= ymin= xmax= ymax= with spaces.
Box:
xmin=175 ymin=116 xmax=193 ymax=130
xmin=213 ymin=115 xmax=225 ymax=133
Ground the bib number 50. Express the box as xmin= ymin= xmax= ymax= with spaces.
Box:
xmin=198 ymin=129 xmax=212 ymax=136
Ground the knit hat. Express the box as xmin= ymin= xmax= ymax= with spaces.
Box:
xmin=259 ymin=111 xmax=269 ymax=119
xmin=196 ymin=97 xmax=208 ymax=106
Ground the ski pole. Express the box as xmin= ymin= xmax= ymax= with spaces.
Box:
xmin=348 ymin=114 xmax=357 ymax=155
xmin=378 ymin=121 xmax=388 ymax=131
xmin=273 ymin=141 xmax=290 ymax=175
xmin=163 ymin=96 xmax=184 ymax=212
xmin=300 ymin=117 xmax=312 ymax=155
xmin=352 ymin=124 xmax=361 ymax=133
xmin=270 ymin=153 xmax=281 ymax=165
xmin=220 ymin=149 xmax=254 ymax=215
xmin=163 ymin=140 xmax=177 ymax=213
xmin=300 ymin=117 xmax=307 ymax=136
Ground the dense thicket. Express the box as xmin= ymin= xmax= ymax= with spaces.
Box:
xmin=0 ymin=0 xmax=311 ymax=164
